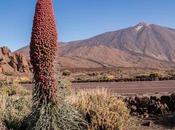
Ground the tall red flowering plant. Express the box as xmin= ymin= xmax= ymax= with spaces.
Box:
xmin=30 ymin=0 xmax=58 ymax=104
xmin=19 ymin=1 xmax=86 ymax=130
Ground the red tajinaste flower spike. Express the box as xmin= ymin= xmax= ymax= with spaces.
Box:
xmin=30 ymin=0 xmax=58 ymax=104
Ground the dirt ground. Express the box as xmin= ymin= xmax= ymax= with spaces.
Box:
xmin=23 ymin=80 xmax=175 ymax=95
xmin=72 ymin=80 xmax=175 ymax=96
xmin=132 ymin=113 xmax=175 ymax=130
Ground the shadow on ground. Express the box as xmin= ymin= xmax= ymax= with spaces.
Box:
xmin=150 ymin=113 xmax=175 ymax=129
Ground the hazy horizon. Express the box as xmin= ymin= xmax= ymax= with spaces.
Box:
xmin=0 ymin=0 xmax=175 ymax=51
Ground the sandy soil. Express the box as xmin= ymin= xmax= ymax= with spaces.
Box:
xmin=133 ymin=113 xmax=175 ymax=130
xmin=23 ymin=80 xmax=175 ymax=95
xmin=72 ymin=80 xmax=175 ymax=95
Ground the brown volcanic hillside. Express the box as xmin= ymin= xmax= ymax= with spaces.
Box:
xmin=16 ymin=23 xmax=175 ymax=69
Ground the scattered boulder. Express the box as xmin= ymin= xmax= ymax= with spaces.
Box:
xmin=125 ymin=94 xmax=175 ymax=116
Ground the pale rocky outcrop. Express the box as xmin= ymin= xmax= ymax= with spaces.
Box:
xmin=0 ymin=46 xmax=31 ymax=74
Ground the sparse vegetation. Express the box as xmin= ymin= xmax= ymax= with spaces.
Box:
xmin=149 ymin=73 xmax=160 ymax=80
xmin=1 ymin=81 xmax=175 ymax=130
xmin=57 ymin=74 xmax=72 ymax=98
xmin=68 ymin=88 xmax=130 ymax=130
xmin=0 ymin=80 xmax=86 ymax=130
xmin=0 ymin=84 xmax=30 ymax=96
xmin=0 ymin=84 xmax=31 ymax=130
xmin=62 ymin=70 xmax=71 ymax=76
xmin=60 ymin=68 xmax=175 ymax=83
xmin=0 ymin=81 xmax=135 ymax=130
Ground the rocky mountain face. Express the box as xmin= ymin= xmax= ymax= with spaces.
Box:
xmin=0 ymin=47 xmax=31 ymax=73
xmin=15 ymin=22 xmax=175 ymax=69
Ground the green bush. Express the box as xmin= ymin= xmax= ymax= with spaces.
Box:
xmin=68 ymin=88 xmax=130 ymax=130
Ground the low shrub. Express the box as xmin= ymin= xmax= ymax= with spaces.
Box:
xmin=62 ymin=70 xmax=71 ymax=76
xmin=68 ymin=88 xmax=130 ymax=130
xmin=149 ymin=73 xmax=160 ymax=80
xmin=0 ymin=79 xmax=11 ymax=87
xmin=0 ymin=95 xmax=31 ymax=130
xmin=75 ymin=76 xmax=87 ymax=82
xmin=0 ymin=84 xmax=30 ymax=96
xmin=0 ymin=84 xmax=31 ymax=130
xmin=87 ymin=72 xmax=98 ymax=76
xmin=99 ymin=74 xmax=115 ymax=81
xmin=99 ymin=74 xmax=110 ymax=81
xmin=57 ymin=74 xmax=72 ymax=98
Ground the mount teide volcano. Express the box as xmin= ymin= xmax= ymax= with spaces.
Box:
xmin=16 ymin=23 xmax=175 ymax=69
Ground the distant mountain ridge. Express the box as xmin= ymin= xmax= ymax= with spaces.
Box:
xmin=15 ymin=22 xmax=175 ymax=69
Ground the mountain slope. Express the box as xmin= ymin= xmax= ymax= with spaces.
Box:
xmin=16 ymin=22 xmax=175 ymax=69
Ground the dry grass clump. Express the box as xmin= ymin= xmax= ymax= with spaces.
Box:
xmin=0 ymin=95 xmax=31 ymax=130
xmin=0 ymin=84 xmax=30 ymax=96
xmin=57 ymin=74 xmax=72 ymax=98
xmin=68 ymin=88 xmax=130 ymax=130
xmin=100 ymin=74 xmax=115 ymax=81
xmin=0 ymin=84 xmax=31 ymax=130
xmin=13 ymin=76 xmax=32 ymax=84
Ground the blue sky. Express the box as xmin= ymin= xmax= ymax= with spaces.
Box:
xmin=0 ymin=0 xmax=175 ymax=51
